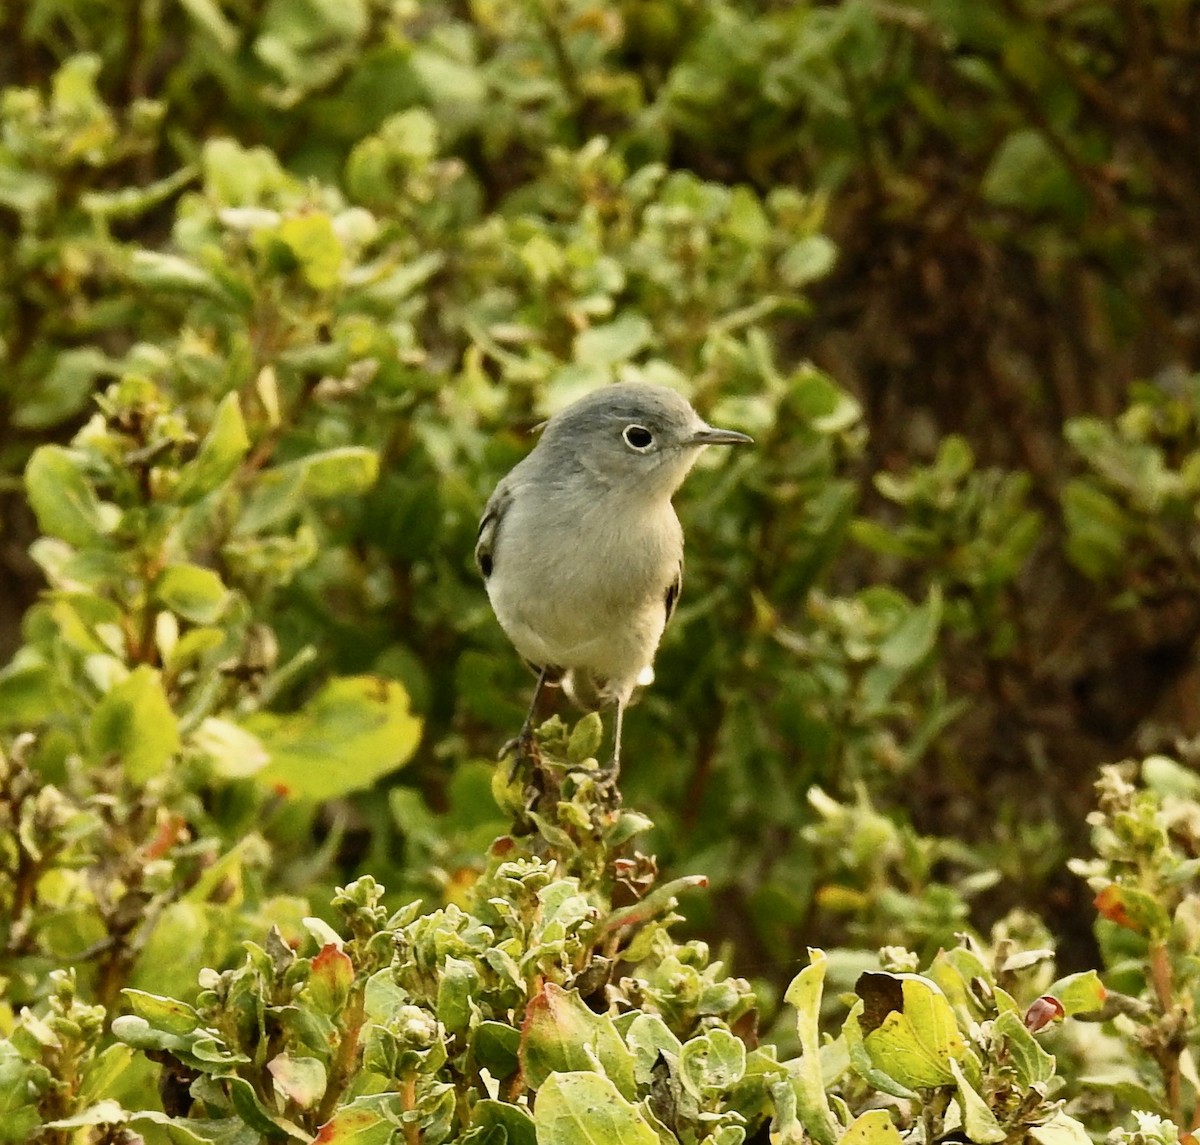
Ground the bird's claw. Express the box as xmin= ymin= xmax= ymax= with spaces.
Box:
xmin=498 ymin=725 xmax=538 ymax=762
xmin=590 ymin=759 xmax=622 ymax=804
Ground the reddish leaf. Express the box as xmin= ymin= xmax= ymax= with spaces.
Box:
xmin=1023 ymin=995 xmax=1065 ymax=1033
xmin=308 ymin=944 xmax=354 ymax=1014
xmin=1093 ymin=884 xmax=1168 ymax=936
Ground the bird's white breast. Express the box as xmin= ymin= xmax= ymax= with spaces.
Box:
xmin=485 ymin=475 xmax=681 ymax=695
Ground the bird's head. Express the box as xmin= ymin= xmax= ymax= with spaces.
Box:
xmin=539 ymin=383 xmax=752 ymax=498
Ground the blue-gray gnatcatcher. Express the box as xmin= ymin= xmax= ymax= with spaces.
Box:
xmin=476 ymin=382 xmax=752 ymax=777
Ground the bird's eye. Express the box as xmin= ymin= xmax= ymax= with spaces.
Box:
xmin=623 ymin=424 xmax=654 ymax=451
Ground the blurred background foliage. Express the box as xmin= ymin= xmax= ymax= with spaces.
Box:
xmin=3 ymin=0 xmax=1200 ymax=1134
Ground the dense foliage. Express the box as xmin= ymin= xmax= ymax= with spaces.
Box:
xmin=2 ymin=0 xmax=1200 ymax=1141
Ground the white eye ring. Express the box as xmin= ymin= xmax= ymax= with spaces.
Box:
xmin=623 ymin=424 xmax=654 ymax=451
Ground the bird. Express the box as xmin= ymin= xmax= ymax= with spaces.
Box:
xmin=475 ymin=382 xmax=752 ymax=779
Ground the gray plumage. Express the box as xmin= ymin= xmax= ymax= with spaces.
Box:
xmin=476 ymin=382 xmax=751 ymax=775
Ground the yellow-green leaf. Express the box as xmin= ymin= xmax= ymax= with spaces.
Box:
xmin=1028 ymin=1110 xmax=1095 ymax=1145
xmin=175 ymin=393 xmax=250 ymax=503
xmin=783 ymin=949 xmax=840 ymax=1145
xmin=1045 ymin=970 xmax=1107 ymax=1017
xmin=25 ymin=445 xmax=111 ymax=547
xmin=533 ymin=1072 xmax=658 ymax=1145
xmin=301 ymin=447 xmax=379 ymax=498
xmin=89 ymin=667 xmax=180 ymax=782
xmin=520 ymin=983 xmax=637 ymax=1100
xmin=853 ymin=972 xmax=968 ymax=1091
xmin=247 ymin=676 xmax=421 ymax=800
xmin=949 ymin=1057 xmax=1005 ymax=1144
xmin=840 ymin=1109 xmax=904 ymax=1144
xmin=154 ymin=564 xmax=229 ymax=624
xmin=267 ymin=1054 xmax=326 ymax=1111
xmin=191 ymin=717 xmax=270 ymax=778
xmin=278 ymin=213 xmax=343 ymax=289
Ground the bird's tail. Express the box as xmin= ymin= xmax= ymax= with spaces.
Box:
xmin=561 ymin=669 xmax=609 ymax=712
xmin=562 ymin=665 xmax=655 ymax=711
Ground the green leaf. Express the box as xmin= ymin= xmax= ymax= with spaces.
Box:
xmin=204 ymin=137 xmax=290 ymax=206
xmin=129 ymin=250 xmax=223 ymax=295
xmin=238 ymin=447 xmax=380 ymax=535
xmin=782 ymin=950 xmax=839 ymax=1145
xmin=567 ymin=712 xmax=604 ymax=762
xmin=475 ymin=1022 xmax=521 ymax=1081
xmin=154 ymin=564 xmax=230 ymax=624
xmin=177 ymin=0 xmax=239 ymax=51
xmin=111 ymin=1014 xmax=248 ymax=1071
xmin=411 ymin=45 xmax=488 ymax=106
xmin=82 ymin=165 xmax=196 ymax=221
xmin=437 ymin=955 xmax=479 ymax=1034
xmin=79 ymin=1043 xmax=137 ymax=1107
xmin=127 ymin=1110 xmax=258 ymax=1144
xmin=234 ymin=465 xmax=308 ymax=534
xmin=878 ymin=585 xmax=942 ymax=670
xmin=472 ymin=1100 xmax=536 ymax=1145
xmin=121 ymin=990 xmax=201 ymax=1035
xmin=790 ymin=369 xmax=862 ymax=434
xmin=982 ymin=128 xmax=1081 ymax=215
xmin=1027 ymin=1110 xmax=1099 ymax=1145
xmin=1046 ymin=970 xmax=1107 ymax=1016
xmin=0 ymin=652 xmax=58 ymax=728
xmin=176 ymin=393 xmax=251 ymax=503
xmin=12 ymin=347 xmax=111 ymax=430
xmin=247 ymin=676 xmax=421 ymax=800
xmin=1143 ymin=754 xmax=1200 ymax=797
xmin=679 ymin=1028 xmax=746 ymax=1098
xmin=25 ymin=445 xmax=111 ymax=547
xmin=927 ymin=946 xmax=991 ymax=1016
xmin=778 ymin=234 xmax=837 ymax=287
xmin=848 ymin=518 xmax=919 ymax=558
xmin=225 ymin=1073 xmax=308 ymax=1139
xmin=949 ymin=1057 xmax=1005 ymax=1144
xmin=0 ymin=163 xmax=54 ymax=215
xmin=128 ymin=902 xmax=213 ymax=1002
xmin=992 ymin=1011 xmax=1055 ymax=1088
xmin=278 ymin=213 xmax=344 ymax=289
xmin=1062 ymin=479 xmax=1132 ymax=579
xmin=625 ymin=1014 xmax=682 ymax=1085
xmin=51 ymin=52 xmax=105 ymax=114
xmin=300 ymin=447 xmax=380 ymax=498
xmin=43 ymin=1099 xmax=128 ymax=1129
xmin=89 ymin=667 xmax=181 ymax=782
xmin=303 ymin=1104 xmax=395 ymax=1145
xmin=520 ymin=984 xmax=638 ymax=1100
xmin=767 ymin=1077 xmax=805 ymax=1145
xmin=533 ymin=1072 xmax=658 ymax=1145
xmin=575 ymin=314 xmax=653 ymax=367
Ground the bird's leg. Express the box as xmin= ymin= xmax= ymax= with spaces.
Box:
xmin=499 ymin=665 xmax=551 ymax=760
xmin=594 ymin=697 xmax=625 ymax=798
xmin=611 ymin=699 xmax=624 ymax=777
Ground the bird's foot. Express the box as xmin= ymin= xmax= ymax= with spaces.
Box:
xmin=498 ymin=724 xmax=539 ymax=763
xmin=590 ymin=758 xmax=623 ymax=805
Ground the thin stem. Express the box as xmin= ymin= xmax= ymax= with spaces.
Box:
xmin=402 ymin=1075 xmax=421 ymax=1145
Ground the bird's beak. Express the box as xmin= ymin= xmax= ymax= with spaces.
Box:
xmin=687 ymin=425 xmax=754 ymax=446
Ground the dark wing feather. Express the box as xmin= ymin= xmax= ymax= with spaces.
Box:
xmin=664 ymin=559 xmax=683 ymax=626
xmin=475 ymin=483 xmax=512 ymax=580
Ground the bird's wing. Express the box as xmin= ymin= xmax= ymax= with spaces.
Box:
xmin=475 ymin=482 xmax=512 ymax=580
xmin=664 ymin=557 xmax=683 ymax=627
